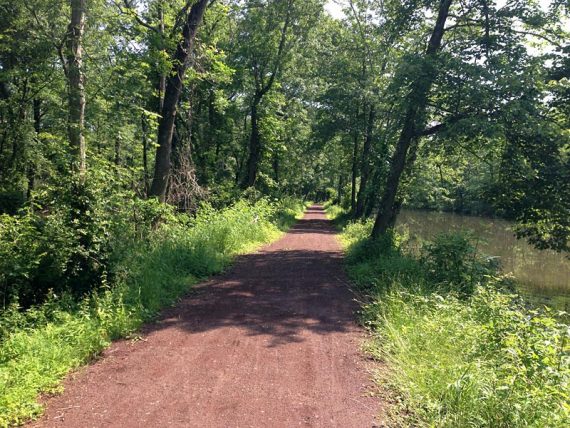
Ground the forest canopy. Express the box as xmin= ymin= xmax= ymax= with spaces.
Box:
xmin=0 ymin=0 xmax=569 ymax=306
xmin=1 ymin=3 xmax=569 ymax=426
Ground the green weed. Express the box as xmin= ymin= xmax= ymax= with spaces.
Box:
xmin=0 ymin=198 xmax=304 ymax=427
xmin=334 ymin=206 xmax=570 ymax=427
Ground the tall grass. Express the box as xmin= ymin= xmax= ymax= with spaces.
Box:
xmin=0 ymin=198 xmax=304 ymax=427
xmin=329 ymin=206 xmax=570 ymax=427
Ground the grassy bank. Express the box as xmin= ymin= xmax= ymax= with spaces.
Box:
xmin=0 ymin=197 xmax=305 ymax=427
xmin=327 ymin=207 xmax=569 ymax=427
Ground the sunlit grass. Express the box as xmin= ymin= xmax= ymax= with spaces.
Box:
xmin=332 ymin=205 xmax=570 ymax=427
xmin=0 ymin=198 xmax=305 ymax=427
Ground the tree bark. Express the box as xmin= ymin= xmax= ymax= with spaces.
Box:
xmin=66 ymin=0 xmax=86 ymax=177
xmin=337 ymin=173 xmax=344 ymax=205
xmin=272 ymin=151 xmax=280 ymax=183
xmin=371 ymin=0 xmax=452 ymax=238
xmin=350 ymin=131 xmax=359 ymax=213
xmin=355 ymin=105 xmax=375 ymax=218
xmin=28 ymin=98 xmax=42 ymax=199
xmin=242 ymin=95 xmax=262 ymax=188
xmin=149 ymin=0 xmax=209 ymax=201
xmin=141 ymin=114 xmax=149 ymax=195
xmin=364 ymin=167 xmax=381 ymax=217
xmin=158 ymin=1 xmax=166 ymax=113
xmin=240 ymin=1 xmax=292 ymax=189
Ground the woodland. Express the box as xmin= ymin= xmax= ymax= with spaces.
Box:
xmin=0 ymin=0 xmax=569 ymax=426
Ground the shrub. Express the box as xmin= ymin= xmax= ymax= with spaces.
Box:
xmin=0 ymin=197 xmax=304 ymax=426
xmin=361 ymin=286 xmax=569 ymax=427
xmin=0 ymin=173 xmax=175 ymax=308
xmin=420 ymin=232 xmax=497 ymax=296
xmin=337 ymin=214 xmax=570 ymax=427
xmin=324 ymin=203 xmax=353 ymax=228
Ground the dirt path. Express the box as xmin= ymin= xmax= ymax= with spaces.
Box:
xmin=32 ymin=206 xmax=381 ymax=427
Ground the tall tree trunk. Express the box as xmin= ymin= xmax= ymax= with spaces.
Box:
xmin=33 ymin=98 xmax=41 ymax=135
xmin=337 ymin=173 xmax=344 ymax=204
xmin=272 ymin=151 xmax=279 ymax=183
xmin=10 ymin=81 xmax=29 ymax=169
xmin=28 ymin=98 xmax=41 ymax=199
xmin=242 ymin=95 xmax=262 ymax=188
xmin=364 ymin=166 xmax=381 ymax=217
xmin=371 ymin=0 xmax=452 ymax=238
xmin=149 ymin=0 xmax=209 ymax=201
xmin=236 ymin=114 xmax=248 ymax=185
xmin=141 ymin=114 xmax=149 ymax=195
xmin=157 ymin=1 xmax=166 ymax=113
xmin=355 ymin=105 xmax=375 ymax=218
xmin=240 ymin=3 xmax=292 ymax=189
xmin=173 ymin=97 xmax=194 ymax=171
xmin=66 ymin=0 xmax=86 ymax=177
xmin=170 ymin=112 xmax=190 ymax=174
xmin=350 ymin=132 xmax=359 ymax=212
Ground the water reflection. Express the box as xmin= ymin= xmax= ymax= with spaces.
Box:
xmin=396 ymin=209 xmax=570 ymax=310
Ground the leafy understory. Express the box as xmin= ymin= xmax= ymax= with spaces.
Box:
xmin=0 ymin=197 xmax=304 ymax=427
xmin=1 ymin=0 xmax=569 ymax=425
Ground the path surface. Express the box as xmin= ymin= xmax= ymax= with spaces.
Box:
xmin=32 ymin=206 xmax=380 ymax=428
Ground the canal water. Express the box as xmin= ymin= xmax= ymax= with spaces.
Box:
xmin=396 ymin=209 xmax=570 ymax=311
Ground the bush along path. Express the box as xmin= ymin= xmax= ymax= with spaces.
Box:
xmin=0 ymin=198 xmax=303 ymax=427
xmin=331 ymin=209 xmax=570 ymax=427
xmin=28 ymin=206 xmax=380 ymax=427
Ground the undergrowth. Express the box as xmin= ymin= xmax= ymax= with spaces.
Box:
xmin=0 ymin=197 xmax=304 ymax=427
xmin=327 ymin=206 xmax=570 ymax=427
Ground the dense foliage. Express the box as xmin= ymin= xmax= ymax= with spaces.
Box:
xmin=0 ymin=197 xmax=304 ymax=426
xmin=1 ymin=0 xmax=569 ymax=424
xmin=330 ymin=207 xmax=569 ymax=427
xmin=1 ymin=0 xmax=568 ymax=252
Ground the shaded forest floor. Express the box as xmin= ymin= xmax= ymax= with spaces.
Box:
xmin=30 ymin=206 xmax=381 ymax=427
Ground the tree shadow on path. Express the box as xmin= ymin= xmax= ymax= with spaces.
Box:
xmin=142 ymin=209 xmax=359 ymax=348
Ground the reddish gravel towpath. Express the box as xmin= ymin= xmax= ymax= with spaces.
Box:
xmin=32 ymin=205 xmax=381 ymax=428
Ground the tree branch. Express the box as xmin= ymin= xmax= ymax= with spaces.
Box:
xmin=418 ymin=114 xmax=469 ymax=137
xmin=119 ymin=0 xmax=159 ymax=33
xmin=260 ymin=0 xmax=293 ymax=96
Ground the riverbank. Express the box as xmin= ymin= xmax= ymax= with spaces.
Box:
xmin=396 ymin=209 xmax=570 ymax=306
xmin=327 ymin=206 xmax=569 ymax=427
